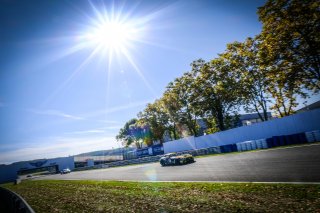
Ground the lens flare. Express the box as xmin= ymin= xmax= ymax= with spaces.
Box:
xmin=84 ymin=19 xmax=138 ymax=52
xmin=143 ymin=165 xmax=158 ymax=181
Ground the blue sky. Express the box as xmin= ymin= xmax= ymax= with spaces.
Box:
xmin=0 ymin=0 xmax=298 ymax=164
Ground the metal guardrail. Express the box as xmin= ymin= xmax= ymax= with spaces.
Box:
xmin=104 ymin=147 xmax=221 ymax=167
xmin=74 ymin=146 xmax=222 ymax=171
xmin=0 ymin=186 xmax=35 ymax=213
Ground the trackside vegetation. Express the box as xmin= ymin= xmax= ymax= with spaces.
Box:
xmin=3 ymin=180 xmax=320 ymax=212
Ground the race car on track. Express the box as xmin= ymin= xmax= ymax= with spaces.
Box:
xmin=160 ymin=153 xmax=195 ymax=166
xmin=60 ymin=168 xmax=71 ymax=174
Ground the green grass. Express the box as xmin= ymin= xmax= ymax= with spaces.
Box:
xmin=2 ymin=180 xmax=320 ymax=212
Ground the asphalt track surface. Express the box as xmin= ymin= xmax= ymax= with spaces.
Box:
xmin=38 ymin=144 xmax=320 ymax=182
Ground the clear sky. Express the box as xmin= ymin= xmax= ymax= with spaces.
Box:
xmin=0 ymin=0 xmax=279 ymax=164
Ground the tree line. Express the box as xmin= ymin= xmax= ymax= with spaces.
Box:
xmin=116 ymin=0 xmax=320 ymax=148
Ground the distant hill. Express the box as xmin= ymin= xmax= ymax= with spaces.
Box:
xmin=75 ymin=147 xmax=135 ymax=157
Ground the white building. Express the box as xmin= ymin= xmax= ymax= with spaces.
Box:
xmin=0 ymin=156 xmax=74 ymax=183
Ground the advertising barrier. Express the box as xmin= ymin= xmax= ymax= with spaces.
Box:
xmin=152 ymin=144 xmax=164 ymax=155
xmin=136 ymin=148 xmax=149 ymax=158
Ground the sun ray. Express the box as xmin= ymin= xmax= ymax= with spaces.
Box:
xmin=105 ymin=48 xmax=113 ymax=106
xmin=88 ymin=0 xmax=105 ymax=25
xmin=119 ymin=46 xmax=156 ymax=96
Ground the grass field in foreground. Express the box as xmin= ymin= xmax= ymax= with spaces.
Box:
xmin=3 ymin=180 xmax=320 ymax=212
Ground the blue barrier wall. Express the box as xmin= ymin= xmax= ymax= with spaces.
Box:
xmin=162 ymin=109 xmax=320 ymax=153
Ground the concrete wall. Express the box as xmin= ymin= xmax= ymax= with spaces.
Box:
xmin=163 ymin=109 xmax=320 ymax=153
xmin=0 ymin=156 xmax=74 ymax=184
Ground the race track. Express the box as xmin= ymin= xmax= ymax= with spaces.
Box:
xmin=38 ymin=144 xmax=320 ymax=182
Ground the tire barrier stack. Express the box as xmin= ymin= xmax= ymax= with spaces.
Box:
xmin=305 ymin=130 xmax=320 ymax=143
xmin=219 ymin=144 xmax=238 ymax=153
xmin=106 ymin=155 xmax=163 ymax=168
xmin=236 ymin=130 xmax=320 ymax=152
xmin=0 ymin=187 xmax=35 ymax=213
xmin=266 ymin=133 xmax=307 ymax=148
xmin=174 ymin=146 xmax=221 ymax=156
xmin=236 ymin=139 xmax=268 ymax=152
xmin=236 ymin=139 xmax=269 ymax=151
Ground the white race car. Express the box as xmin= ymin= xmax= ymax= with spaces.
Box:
xmin=60 ymin=168 xmax=71 ymax=174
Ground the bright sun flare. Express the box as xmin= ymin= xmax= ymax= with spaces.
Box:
xmin=79 ymin=1 xmax=149 ymax=56
xmin=86 ymin=21 xmax=135 ymax=50
xmin=44 ymin=2 xmax=158 ymax=106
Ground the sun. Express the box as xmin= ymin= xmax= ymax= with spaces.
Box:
xmin=77 ymin=1 xmax=150 ymax=56
xmin=57 ymin=2 xmax=157 ymax=97
xmin=85 ymin=20 xmax=136 ymax=51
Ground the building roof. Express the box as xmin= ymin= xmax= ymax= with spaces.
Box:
xmin=239 ymin=112 xmax=272 ymax=121
xmin=297 ymin=100 xmax=320 ymax=112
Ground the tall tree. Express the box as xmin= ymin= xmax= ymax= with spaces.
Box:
xmin=165 ymin=66 xmax=201 ymax=137
xmin=128 ymin=122 xmax=151 ymax=149
xmin=222 ymin=37 xmax=271 ymax=121
xmin=116 ymin=118 xmax=153 ymax=149
xmin=258 ymin=0 xmax=320 ymax=92
xmin=160 ymin=93 xmax=181 ymax=140
xmin=116 ymin=118 xmax=138 ymax=147
xmin=263 ymin=58 xmax=306 ymax=117
xmin=192 ymin=57 xmax=242 ymax=131
xmin=137 ymin=100 xmax=169 ymax=144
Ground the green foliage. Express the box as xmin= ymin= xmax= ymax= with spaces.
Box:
xmin=138 ymin=100 xmax=169 ymax=144
xmin=203 ymin=118 xmax=220 ymax=135
xmin=191 ymin=57 xmax=242 ymax=131
xmin=257 ymin=0 xmax=319 ymax=116
xmin=164 ymin=63 xmax=202 ymax=136
xmin=161 ymin=92 xmax=181 ymax=140
xmin=258 ymin=0 xmax=320 ymax=92
xmin=222 ymin=37 xmax=271 ymax=120
xmin=116 ymin=118 xmax=151 ymax=148
xmin=116 ymin=118 xmax=137 ymax=147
